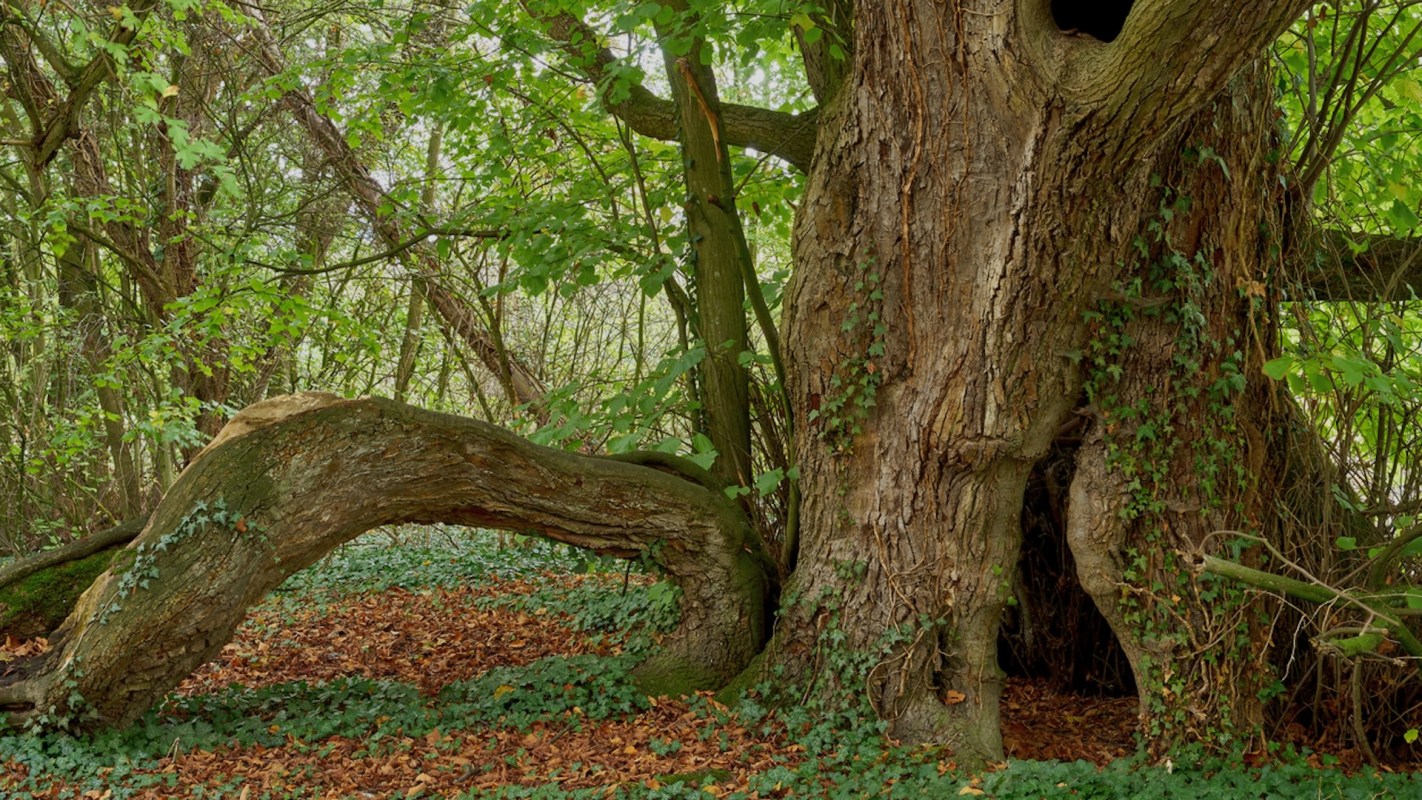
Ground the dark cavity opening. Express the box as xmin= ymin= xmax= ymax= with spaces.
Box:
xmin=999 ymin=441 xmax=1136 ymax=697
xmin=1050 ymin=0 xmax=1134 ymax=43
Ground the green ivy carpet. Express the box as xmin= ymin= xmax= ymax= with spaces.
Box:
xmin=1 ymin=534 xmax=1416 ymax=799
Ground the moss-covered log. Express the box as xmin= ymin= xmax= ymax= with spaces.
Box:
xmin=0 ymin=516 xmax=148 ymax=592
xmin=0 ymin=517 xmax=148 ymax=641
xmin=0 ymin=393 xmax=768 ymax=730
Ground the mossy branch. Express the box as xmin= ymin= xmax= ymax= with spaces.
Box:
xmin=0 ymin=517 xmax=147 ymax=590
xmin=1200 ymin=554 xmax=1422 ymax=667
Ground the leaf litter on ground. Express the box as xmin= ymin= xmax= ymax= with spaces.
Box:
xmin=1 ymin=569 xmax=802 ymax=798
xmin=2 ymin=536 xmax=1420 ymax=798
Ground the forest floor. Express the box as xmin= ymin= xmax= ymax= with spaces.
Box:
xmin=1 ymin=534 xmax=1418 ymax=799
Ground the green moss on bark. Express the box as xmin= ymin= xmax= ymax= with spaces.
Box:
xmin=0 ymin=548 xmax=117 ymax=639
xmin=632 ymin=650 xmax=726 ymax=697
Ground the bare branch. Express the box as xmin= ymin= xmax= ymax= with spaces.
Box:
xmin=525 ymin=5 xmax=818 ymax=173
xmin=1301 ymin=230 xmax=1422 ymax=302
xmin=0 ymin=517 xmax=146 ymax=590
xmin=246 ymin=227 xmax=508 ymax=276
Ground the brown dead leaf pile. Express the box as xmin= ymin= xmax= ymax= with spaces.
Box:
xmin=1001 ymin=678 xmax=1138 ymax=764
xmin=3 ymin=575 xmax=802 ymax=798
xmin=178 ymin=578 xmax=610 ymax=697
xmin=133 ymin=702 xmax=791 ymax=799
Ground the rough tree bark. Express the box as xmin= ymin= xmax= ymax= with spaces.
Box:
xmin=0 ymin=394 xmax=767 ymax=730
xmin=1064 ymin=61 xmax=1297 ymax=751
xmin=755 ymin=0 xmax=1315 ymax=764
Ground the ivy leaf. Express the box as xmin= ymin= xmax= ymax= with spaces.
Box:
xmin=1261 ymin=355 xmax=1292 ymax=380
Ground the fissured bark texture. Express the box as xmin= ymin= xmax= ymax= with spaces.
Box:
xmin=764 ymin=1 xmax=1312 ymax=762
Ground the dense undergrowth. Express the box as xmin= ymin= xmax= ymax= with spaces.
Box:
xmin=1 ymin=529 xmax=1418 ymax=798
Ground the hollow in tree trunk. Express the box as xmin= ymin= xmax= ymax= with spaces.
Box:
xmin=756 ymin=0 xmax=1314 ymax=764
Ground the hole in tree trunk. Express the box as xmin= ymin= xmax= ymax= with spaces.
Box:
xmin=1050 ymin=0 xmax=1134 ymax=43
xmin=999 ymin=441 xmax=1136 ymax=697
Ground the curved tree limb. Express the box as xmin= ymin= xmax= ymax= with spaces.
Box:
xmin=794 ymin=0 xmax=853 ymax=105
xmin=1106 ymin=0 xmax=1314 ymax=128
xmin=0 ymin=394 xmax=768 ymax=731
xmin=1023 ymin=0 xmax=1314 ymax=158
xmin=524 ymin=4 xmax=819 ymax=173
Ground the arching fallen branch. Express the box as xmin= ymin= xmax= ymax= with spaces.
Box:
xmin=0 ymin=394 xmax=769 ymax=730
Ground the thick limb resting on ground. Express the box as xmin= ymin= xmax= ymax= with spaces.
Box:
xmin=0 ymin=394 xmax=768 ymax=730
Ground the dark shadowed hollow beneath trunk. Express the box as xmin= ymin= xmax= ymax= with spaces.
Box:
xmin=1050 ymin=0 xmax=1136 ymax=43
xmin=1001 ymin=442 xmax=1135 ymax=698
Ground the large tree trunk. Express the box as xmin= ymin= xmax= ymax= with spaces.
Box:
xmin=758 ymin=0 xmax=1312 ymax=764
xmin=0 ymin=394 xmax=768 ymax=730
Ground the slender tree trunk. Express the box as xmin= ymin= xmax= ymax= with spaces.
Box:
xmin=57 ymin=236 xmax=142 ymax=519
xmin=655 ymin=3 xmax=753 ymax=489
xmin=394 ymin=124 xmax=442 ymax=404
xmin=0 ymin=16 xmax=234 ymax=465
